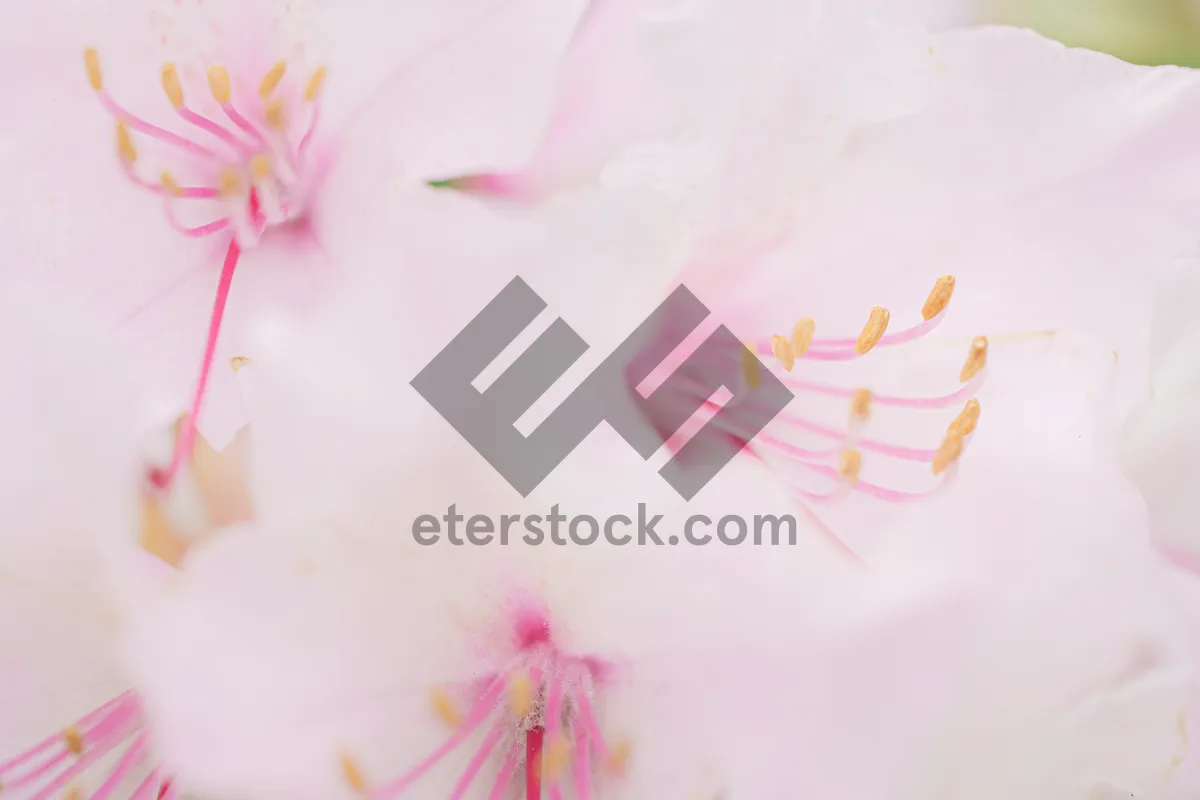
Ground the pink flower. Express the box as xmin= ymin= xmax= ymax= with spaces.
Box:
xmin=0 ymin=0 xmax=600 ymax=488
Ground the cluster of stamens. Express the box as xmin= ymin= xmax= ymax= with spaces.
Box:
xmin=0 ymin=693 xmax=173 ymax=799
xmin=84 ymin=48 xmax=325 ymax=248
xmin=718 ymin=275 xmax=986 ymax=510
xmin=344 ymin=605 xmax=629 ymax=799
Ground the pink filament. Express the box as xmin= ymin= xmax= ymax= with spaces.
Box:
xmin=87 ymin=733 xmax=148 ymax=800
xmin=100 ymin=92 xmax=219 ymax=159
xmin=150 ymin=239 xmax=242 ymax=489
xmin=222 ymin=103 xmax=267 ymax=146
xmin=487 ymin=748 xmax=520 ymax=800
xmin=448 ymin=719 xmax=505 ymax=800
xmin=130 ymin=769 xmax=163 ymax=800
xmin=178 ymin=107 xmax=254 ymax=154
xmin=371 ymin=677 xmax=507 ymax=798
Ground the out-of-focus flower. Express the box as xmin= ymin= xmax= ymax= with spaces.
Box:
xmin=0 ymin=0 xmax=595 ymax=482
xmin=1122 ymin=258 xmax=1200 ymax=572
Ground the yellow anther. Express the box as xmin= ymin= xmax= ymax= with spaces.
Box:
xmin=855 ymin=306 xmax=890 ymax=355
xmin=116 ymin=122 xmax=136 ymax=164
xmin=922 ymin=275 xmax=955 ymax=321
xmin=139 ymin=493 xmax=190 ymax=567
xmin=230 ymin=356 xmax=251 ymax=372
xmin=340 ymin=752 xmax=367 ymax=793
xmin=250 ymin=154 xmax=272 ymax=181
xmin=850 ymin=388 xmax=872 ymax=421
xmin=838 ymin=449 xmax=862 ymax=485
xmin=160 ymin=172 xmax=180 ymax=197
xmin=790 ymin=316 xmax=815 ymax=357
xmin=207 ymin=65 xmax=231 ymax=104
xmin=265 ymin=99 xmax=285 ymax=130
xmin=65 ymin=787 xmax=81 ymax=800
xmin=429 ymin=688 xmax=461 ymax=727
xmin=605 ymin=738 xmax=632 ymax=776
xmin=742 ymin=347 xmax=760 ymax=390
xmin=947 ymin=398 xmax=980 ymax=439
xmin=932 ymin=434 xmax=963 ymax=476
xmin=217 ymin=170 xmax=241 ymax=197
xmin=541 ymin=733 xmax=572 ymax=781
xmin=259 ymin=60 xmax=287 ymax=99
xmin=63 ymin=726 xmax=84 ymax=755
xmin=959 ymin=336 xmax=988 ymax=382
xmin=305 ymin=66 xmax=327 ymax=102
xmin=771 ymin=334 xmax=795 ymax=372
xmin=508 ymin=672 xmax=535 ymax=718
xmin=84 ymin=48 xmax=103 ymax=91
xmin=161 ymin=63 xmax=184 ymax=109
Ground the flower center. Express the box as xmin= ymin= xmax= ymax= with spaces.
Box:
xmin=0 ymin=692 xmax=174 ymax=799
xmin=84 ymin=49 xmax=325 ymax=248
xmin=359 ymin=603 xmax=630 ymax=799
xmin=83 ymin=49 xmax=327 ymax=491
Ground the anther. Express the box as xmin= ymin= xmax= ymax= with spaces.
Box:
xmin=63 ymin=726 xmax=84 ymax=755
xmin=960 ymin=336 xmax=988 ymax=382
xmin=341 ymin=752 xmax=367 ymax=793
xmin=116 ymin=122 xmax=136 ymax=163
xmin=947 ymin=398 xmax=980 ymax=439
xmin=838 ymin=449 xmax=862 ymax=485
xmin=230 ymin=356 xmax=251 ymax=372
xmin=265 ymin=100 xmax=285 ymax=130
xmin=932 ymin=434 xmax=963 ymax=476
xmin=160 ymin=172 xmax=180 ymax=197
xmin=855 ymin=307 xmax=890 ymax=355
xmin=606 ymin=738 xmax=632 ymax=776
xmin=542 ymin=734 xmax=572 ymax=781
xmin=217 ymin=170 xmax=241 ymax=197
xmin=508 ymin=672 xmax=535 ymax=718
xmin=305 ymin=66 xmax=327 ymax=102
xmin=791 ymin=316 xmax=815 ymax=357
xmin=161 ymin=63 xmax=184 ymax=109
xmin=84 ymin=48 xmax=103 ymax=91
xmin=250 ymin=154 xmax=272 ymax=181
xmin=429 ymin=689 xmax=461 ymax=727
xmin=850 ymin=388 xmax=872 ymax=421
xmin=922 ymin=275 xmax=955 ymax=320
xmin=207 ymin=66 xmax=231 ymax=104
xmin=259 ymin=61 xmax=287 ymax=99
xmin=742 ymin=347 xmax=761 ymax=390
xmin=65 ymin=787 xmax=81 ymax=800
xmin=771 ymin=334 xmax=795 ymax=371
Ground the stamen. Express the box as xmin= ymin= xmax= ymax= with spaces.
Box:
xmin=250 ymin=153 xmax=272 ymax=181
xmin=742 ymin=347 xmax=760 ymax=390
xmin=206 ymin=66 xmax=232 ymax=105
xmin=448 ymin=720 xmax=504 ymax=800
xmin=960 ymin=336 xmax=988 ymax=382
xmin=259 ymin=61 xmax=287 ymax=99
xmin=116 ymin=123 xmax=136 ymax=163
xmin=838 ymin=449 xmax=862 ymax=486
xmin=265 ymin=100 xmax=285 ymax=130
xmin=541 ymin=733 xmax=572 ymax=783
xmin=855 ymin=306 xmax=890 ymax=355
xmin=305 ymin=66 xmax=327 ymax=102
xmin=160 ymin=64 xmax=184 ymax=109
xmin=605 ymin=739 xmax=632 ymax=776
xmin=850 ymin=388 xmax=872 ymax=421
xmin=922 ymin=275 xmax=955 ymax=320
xmin=63 ymin=727 xmax=84 ymax=756
xmin=508 ymin=672 xmax=535 ymax=718
xmin=947 ymin=398 xmax=980 ymax=439
xmin=791 ymin=316 xmax=815 ymax=357
xmin=341 ymin=752 xmax=367 ymax=794
xmin=430 ymin=689 xmax=462 ymax=728
xmin=771 ymin=334 xmax=795 ymax=371
xmin=84 ymin=48 xmax=103 ymax=91
xmin=932 ymin=434 xmax=963 ymax=476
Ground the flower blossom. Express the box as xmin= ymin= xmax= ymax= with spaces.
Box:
xmin=0 ymin=0 xmax=602 ymax=487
